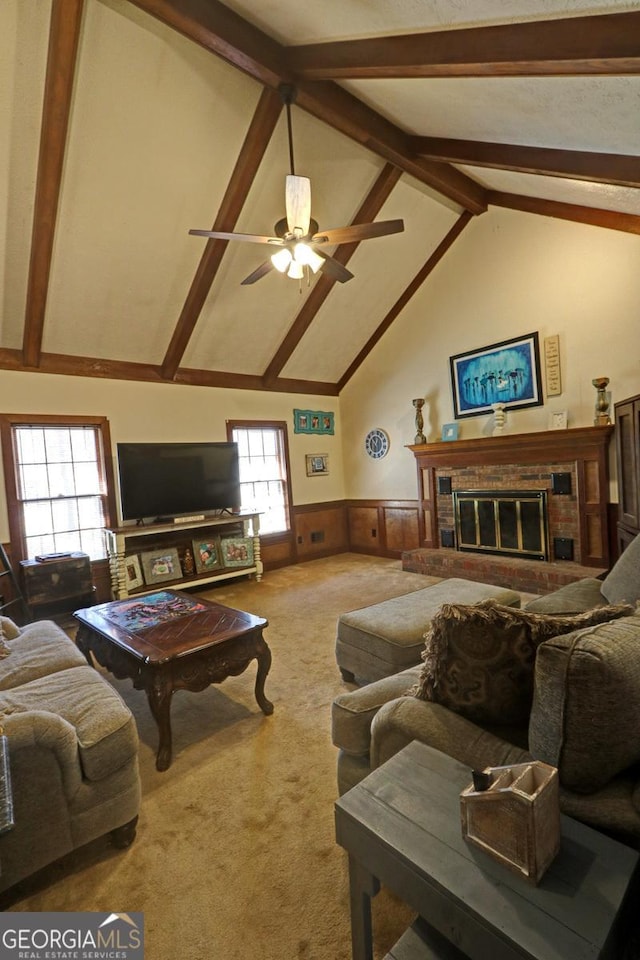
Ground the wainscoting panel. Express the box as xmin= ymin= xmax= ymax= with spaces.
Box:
xmin=383 ymin=506 xmax=421 ymax=554
xmin=294 ymin=503 xmax=349 ymax=559
xmin=347 ymin=501 xmax=421 ymax=558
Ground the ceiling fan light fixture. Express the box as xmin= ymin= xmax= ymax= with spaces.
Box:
xmin=294 ymin=242 xmax=324 ymax=274
xmin=287 ymin=259 xmax=304 ymax=280
xmin=271 ymin=248 xmax=293 ymax=273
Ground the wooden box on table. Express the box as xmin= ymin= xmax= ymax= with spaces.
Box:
xmin=460 ymin=760 xmax=561 ymax=885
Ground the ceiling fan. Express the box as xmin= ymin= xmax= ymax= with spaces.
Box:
xmin=189 ymin=84 xmax=404 ymax=285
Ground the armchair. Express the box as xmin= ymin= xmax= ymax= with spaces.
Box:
xmin=0 ymin=615 xmax=140 ymax=894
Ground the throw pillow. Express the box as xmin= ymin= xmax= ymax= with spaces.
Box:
xmin=529 ymin=613 xmax=640 ymax=793
xmin=601 ymin=533 xmax=640 ymax=605
xmin=409 ymin=599 xmax=634 ymax=725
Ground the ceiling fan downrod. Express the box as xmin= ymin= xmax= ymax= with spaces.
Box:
xmin=279 ymin=83 xmax=297 ymax=176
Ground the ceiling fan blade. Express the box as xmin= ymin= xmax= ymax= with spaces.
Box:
xmin=285 ymin=175 xmax=311 ymax=236
xmin=240 ymin=260 xmax=275 ymax=286
xmin=189 ymin=229 xmax=283 ymax=245
xmin=311 ymin=219 xmax=405 ymax=246
xmin=316 ymin=253 xmax=354 ymax=284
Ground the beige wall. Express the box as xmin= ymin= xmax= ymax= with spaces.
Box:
xmin=0 ymin=372 xmax=343 ymax=541
xmin=1 ymin=206 xmax=639 ymax=545
xmin=340 ymin=206 xmax=640 ymax=500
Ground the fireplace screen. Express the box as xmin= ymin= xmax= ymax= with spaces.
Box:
xmin=454 ymin=490 xmax=549 ymax=561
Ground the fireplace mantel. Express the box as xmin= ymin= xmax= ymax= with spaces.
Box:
xmin=408 ymin=425 xmax=614 ymax=567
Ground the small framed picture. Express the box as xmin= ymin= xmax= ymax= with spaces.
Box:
xmin=549 ymin=410 xmax=568 ymax=430
xmin=306 ymin=454 xmax=329 ymax=476
xmin=442 ymin=423 xmax=459 ymax=442
xmin=140 ymin=548 xmax=181 ymax=585
xmin=220 ymin=536 xmax=254 ymax=568
xmin=193 ymin=538 xmax=223 ymax=574
xmin=124 ymin=554 xmax=144 ymax=590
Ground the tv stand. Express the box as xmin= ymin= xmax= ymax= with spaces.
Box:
xmin=105 ymin=512 xmax=262 ymax=600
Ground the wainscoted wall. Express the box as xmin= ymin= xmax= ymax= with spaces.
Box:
xmin=260 ymin=499 xmax=421 ymax=569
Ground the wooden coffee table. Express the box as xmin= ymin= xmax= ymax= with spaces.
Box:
xmin=74 ymin=589 xmax=273 ymax=771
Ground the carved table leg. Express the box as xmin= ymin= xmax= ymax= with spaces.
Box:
xmin=75 ymin=624 xmax=95 ymax=667
xmin=254 ymin=636 xmax=274 ymax=716
xmin=144 ymin=669 xmax=175 ymax=772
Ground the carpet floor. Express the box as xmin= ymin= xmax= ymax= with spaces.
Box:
xmin=4 ymin=554 xmax=442 ymax=959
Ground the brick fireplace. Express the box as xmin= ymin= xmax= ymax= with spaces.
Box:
xmin=403 ymin=426 xmax=614 ymax=594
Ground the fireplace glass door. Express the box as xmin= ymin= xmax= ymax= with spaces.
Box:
xmin=454 ymin=490 xmax=549 ymax=561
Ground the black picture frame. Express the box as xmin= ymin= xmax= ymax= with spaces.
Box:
xmin=450 ymin=331 xmax=543 ymax=419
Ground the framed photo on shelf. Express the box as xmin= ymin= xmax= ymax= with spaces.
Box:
xmin=449 ymin=331 xmax=543 ymax=419
xmin=140 ymin=548 xmax=181 ymax=585
xmin=441 ymin=423 xmax=459 ymax=442
xmin=124 ymin=554 xmax=144 ymax=590
xmin=193 ymin=538 xmax=223 ymax=574
xmin=220 ymin=536 xmax=254 ymax=568
xmin=306 ymin=454 xmax=329 ymax=476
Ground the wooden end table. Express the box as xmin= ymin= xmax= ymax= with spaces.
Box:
xmin=335 ymin=741 xmax=639 ymax=960
xmin=74 ymin=589 xmax=273 ymax=771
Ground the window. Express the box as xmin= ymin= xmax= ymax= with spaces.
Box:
xmin=0 ymin=415 xmax=116 ymax=562
xmin=227 ymin=421 xmax=291 ymax=535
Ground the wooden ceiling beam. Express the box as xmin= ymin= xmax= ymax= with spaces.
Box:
xmin=126 ymin=0 xmax=287 ymax=87
xmin=0 ymin=349 xmax=338 ymax=395
xmin=338 ymin=211 xmax=473 ymax=390
xmin=161 ymin=86 xmax=283 ymax=381
xmin=22 ymin=0 xmax=85 ymax=369
xmin=262 ymin=163 xmax=403 ymax=388
xmin=409 ymin=137 xmax=640 ymax=188
xmin=288 ymin=11 xmax=640 ymax=79
xmin=127 ymin=0 xmax=485 ymax=212
xmin=488 ymin=191 xmax=640 ymax=235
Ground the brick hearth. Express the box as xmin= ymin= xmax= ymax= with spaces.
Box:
xmin=402 ymin=547 xmax=606 ymax=596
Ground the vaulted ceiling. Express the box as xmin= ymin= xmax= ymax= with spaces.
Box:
xmin=2 ymin=0 xmax=639 ymax=396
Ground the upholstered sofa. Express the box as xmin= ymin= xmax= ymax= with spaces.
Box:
xmin=333 ymin=535 xmax=640 ymax=846
xmin=0 ymin=615 xmax=140 ymax=894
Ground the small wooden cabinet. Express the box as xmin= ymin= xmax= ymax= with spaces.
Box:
xmin=20 ymin=552 xmax=94 ymax=617
xmin=105 ymin=513 xmax=262 ymax=600
xmin=614 ymin=394 xmax=640 ymax=553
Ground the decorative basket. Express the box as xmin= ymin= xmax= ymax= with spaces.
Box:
xmin=460 ymin=760 xmax=560 ymax=885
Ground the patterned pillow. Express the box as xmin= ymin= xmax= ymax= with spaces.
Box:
xmin=409 ymin=599 xmax=634 ymax=725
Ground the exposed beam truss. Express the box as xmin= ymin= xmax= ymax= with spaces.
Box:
xmin=409 ymin=138 xmax=640 ymax=190
xmin=288 ymin=12 xmax=640 ymax=79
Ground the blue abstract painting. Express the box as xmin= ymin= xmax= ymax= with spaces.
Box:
xmin=450 ymin=332 xmax=542 ymax=418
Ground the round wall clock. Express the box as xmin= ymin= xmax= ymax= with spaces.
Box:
xmin=365 ymin=428 xmax=390 ymax=460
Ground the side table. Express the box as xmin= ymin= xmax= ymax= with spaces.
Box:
xmin=20 ymin=552 xmax=94 ymax=620
xmin=335 ymin=741 xmax=639 ymax=960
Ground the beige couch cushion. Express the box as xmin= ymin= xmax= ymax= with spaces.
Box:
xmin=411 ymin=600 xmax=633 ymax=725
xmin=529 ymin=613 xmax=640 ymax=793
xmin=0 ymin=665 xmax=138 ymax=781
xmin=601 ymin=533 xmax=640 ymax=605
xmin=524 ymin=578 xmax=606 ymax=614
xmin=332 ymin=666 xmax=421 ymax=757
xmin=0 ymin=621 xmax=87 ymax=690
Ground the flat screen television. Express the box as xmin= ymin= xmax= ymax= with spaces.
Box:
xmin=116 ymin=442 xmax=241 ymax=522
